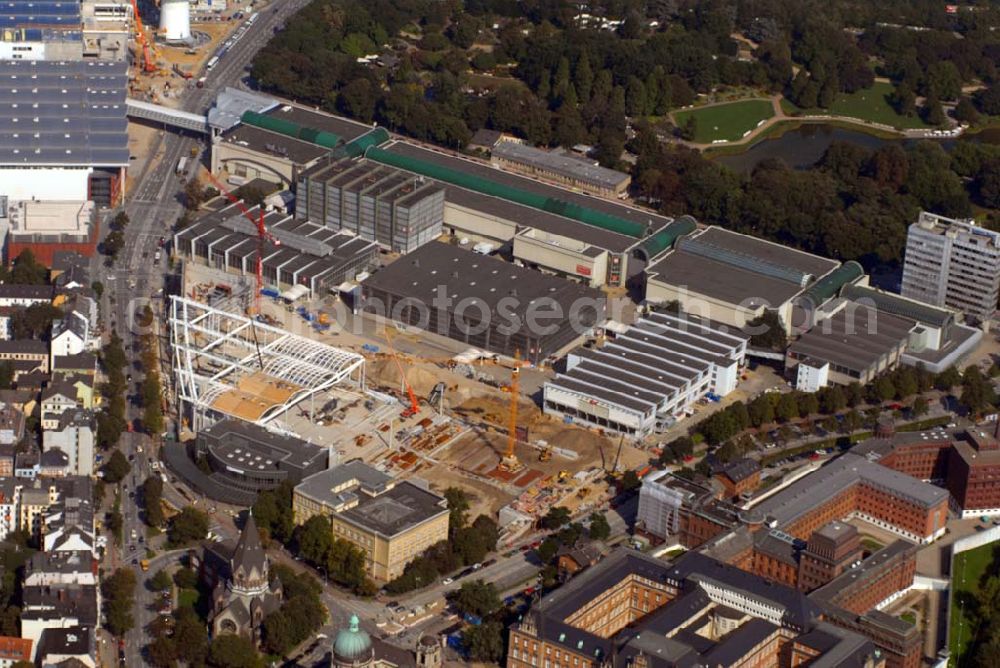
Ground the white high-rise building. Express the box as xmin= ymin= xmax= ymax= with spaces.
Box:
xmin=901 ymin=211 xmax=1000 ymax=326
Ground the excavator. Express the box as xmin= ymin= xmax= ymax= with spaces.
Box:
xmin=384 ymin=326 xmax=420 ymax=419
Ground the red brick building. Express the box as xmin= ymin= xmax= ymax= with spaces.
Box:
xmin=715 ymin=457 xmax=762 ymax=500
xmin=507 ymin=549 xmax=885 ymax=668
xmin=858 ymin=425 xmax=1000 ymax=518
xmin=752 ymin=453 xmax=949 ymax=544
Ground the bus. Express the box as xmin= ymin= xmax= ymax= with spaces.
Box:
xmin=247 ymin=12 xmax=259 ymax=24
xmin=206 ymin=56 xmax=219 ymax=70
xmin=175 ymin=156 xmax=187 ymax=175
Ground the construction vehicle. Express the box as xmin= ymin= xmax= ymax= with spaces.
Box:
xmin=499 ymin=351 xmax=523 ymax=472
xmin=384 ymin=327 xmax=420 ymax=419
xmin=128 ymin=0 xmax=158 ymax=74
xmin=539 ymin=448 xmax=551 ymax=462
xmin=203 ymin=168 xmax=280 ymax=314
xmin=173 ymin=64 xmax=193 ymax=79
xmin=557 ymin=470 xmax=570 ymax=483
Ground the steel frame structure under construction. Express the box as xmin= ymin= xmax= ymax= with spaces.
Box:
xmin=169 ymin=296 xmax=365 ymax=430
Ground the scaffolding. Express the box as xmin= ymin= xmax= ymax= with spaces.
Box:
xmin=169 ymin=296 xmax=365 ymax=430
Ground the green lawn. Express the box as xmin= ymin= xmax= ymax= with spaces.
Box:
xmin=178 ymin=588 xmax=199 ymax=609
xmin=781 ymin=82 xmax=931 ymax=130
xmin=900 ymin=611 xmax=917 ymax=625
xmin=672 ymin=99 xmax=775 ymax=143
xmin=950 ymin=541 xmax=999 ymax=664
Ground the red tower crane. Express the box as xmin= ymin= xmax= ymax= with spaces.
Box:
xmin=203 ymin=170 xmax=280 ymax=314
xmin=383 ymin=327 xmax=420 ymax=419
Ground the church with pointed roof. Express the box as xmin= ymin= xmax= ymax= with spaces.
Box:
xmin=202 ymin=512 xmax=284 ymax=642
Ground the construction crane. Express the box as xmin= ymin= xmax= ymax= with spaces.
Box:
xmin=500 ymin=351 xmax=523 ymax=472
xmin=384 ymin=326 xmax=420 ymax=419
xmin=128 ymin=0 xmax=157 ymax=74
xmin=203 ymin=169 xmax=280 ymax=314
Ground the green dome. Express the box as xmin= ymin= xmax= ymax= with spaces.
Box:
xmin=334 ymin=615 xmax=372 ymax=661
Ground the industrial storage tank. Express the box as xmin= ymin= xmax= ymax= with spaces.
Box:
xmin=159 ymin=0 xmax=191 ymax=41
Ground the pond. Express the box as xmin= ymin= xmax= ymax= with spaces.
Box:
xmin=714 ymin=123 xmax=1000 ymax=172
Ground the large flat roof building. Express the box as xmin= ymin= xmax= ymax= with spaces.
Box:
xmin=786 ymin=302 xmax=916 ymax=387
xmin=901 ymin=211 xmax=1000 ymax=326
xmin=293 ymin=461 xmax=448 ymax=581
xmin=362 ymin=242 xmax=606 ymax=365
xmin=543 ymin=312 xmax=747 ymax=435
xmin=645 ymin=227 xmax=856 ymax=335
xmin=0 ymin=59 xmax=128 ymax=206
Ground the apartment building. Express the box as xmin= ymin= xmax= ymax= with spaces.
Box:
xmin=901 ymin=211 xmax=1000 ymax=325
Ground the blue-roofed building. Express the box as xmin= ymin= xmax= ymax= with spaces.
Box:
xmin=0 ymin=59 xmax=128 ymax=205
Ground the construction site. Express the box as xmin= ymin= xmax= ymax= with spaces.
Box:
xmin=171 ymin=237 xmax=649 ymax=542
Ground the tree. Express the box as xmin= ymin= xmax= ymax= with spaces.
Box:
xmin=103 ymin=229 xmax=125 ymax=258
xmin=168 ymin=506 xmax=210 ymax=547
xmin=293 ymin=515 xmax=333 ymax=566
xmin=924 ymin=92 xmax=946 ymax=126
xmin=541 ymin=506 xmax=571 ymax=530
xmin=149 ymin=569 xmax=172 ymax=592
xmin=463 ymin=621 xmax=504 ymax=662
xmin=251 ymin=480 xmax=294 ymax=544
xmin=746 ymin=311 xmax=787 ymax=350
xmin=143 ymin=475 xmax=165 ymax=527
xmin=961 ymin=365 xmax=996 ymax=417
xmin=184 ymin=179 xmax=211 ymax=211
xmin=103 ymin=450 xmax=130 ymax=483
xmin=207 ymin=633 xmax=264 ymax=668
xmin=450 ymin=579 xmax=501 ymax=618
xmin=819 ymin=386 xmax=846 ymax=414
xmin=678 ymin=115 xmax=698 ymax=141
xmin=912 ymin=396 xmax=929 ymax=418
xmin=233 ymin=184 xmax=266 ymax=208
xmin=146 ymin=635 xmax=178 ymax=667
xmin=102 ymin=568 xmax=136 ymax=636
xmin=889 ymin=83 xmax=916 ymax=117
xmin=9 ymin=249 xmax=47 ymax=285
xmin=91 ymin=281 xmax=104 ymax=299
xmin=10 ymin=302 xmax=62 ymax=340
xmin=798 ymin=392 xmax=820 ymax=418
xmin=444 ymin=487 xmax=470 ymax=531
xmin=173 ymin=566 xmax=198 ymax=590
xmin=748 ymin=395 xmax=775 ymax=427
xmin=955 ymin=97 xmax=980 ymax=125
xmin=588 ymin=512 xmax=611 ymax=541
xmin=975 ymin=86 xmax=1000 ymax=116
xmin=775 ymin=393 xmax=799 ymax=422
xmin=873 ymin=376 xmax=897 ymax=403
xmin=935 ymin=367 xmax=963 ymax=391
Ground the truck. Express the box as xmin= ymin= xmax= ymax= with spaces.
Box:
xmin=175 ymin=156 xmax=187 ymax=176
